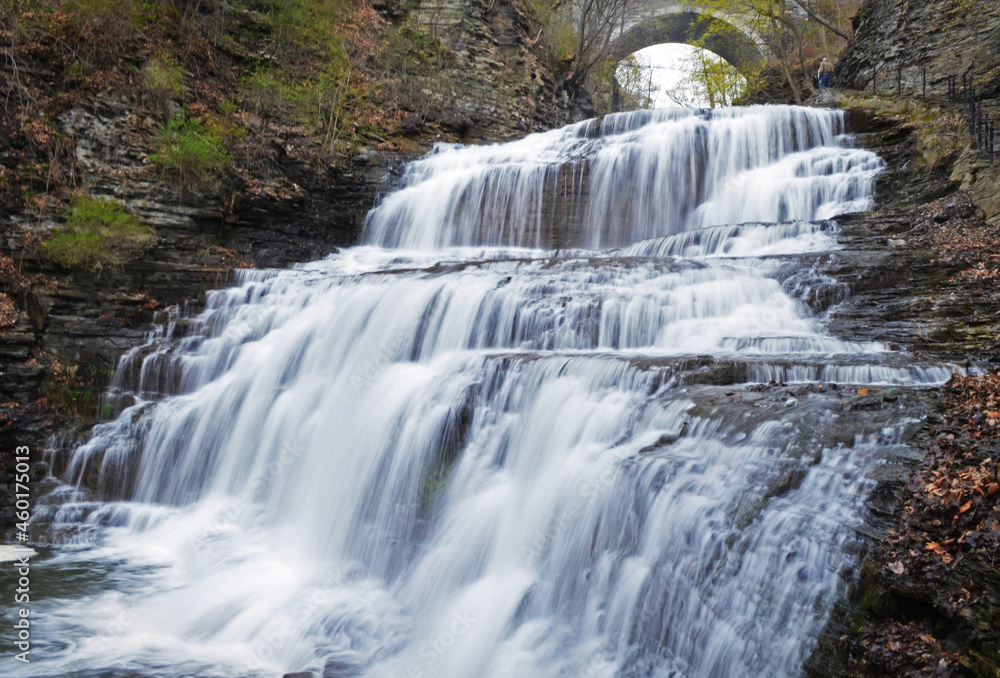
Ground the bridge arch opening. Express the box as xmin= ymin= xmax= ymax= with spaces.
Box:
xmin=612 ymin=12 xmax=765 ymax=109
xmin=617 ymin=43 xmax=748 ymax=108
xmin=611 ymin=11 xmax=767 ymax=76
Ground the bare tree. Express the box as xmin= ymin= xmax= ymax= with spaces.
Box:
xmin=684 ymin=0 xmax=850 ymax=104
xmin=563 ymin=0 xmax=638 ymax=82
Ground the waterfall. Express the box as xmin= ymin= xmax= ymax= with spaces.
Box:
xmin=363 ymin=106 xmax=883 ymax=249
xmin=6 ymin=107 xmax=952 ymax=678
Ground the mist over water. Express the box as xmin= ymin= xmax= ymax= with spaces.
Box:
xmin=2 ymin=106 xmax=950 ymax=678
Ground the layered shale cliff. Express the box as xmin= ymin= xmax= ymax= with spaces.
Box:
xmin=835 ymin=0 xmax=1000 ymax=96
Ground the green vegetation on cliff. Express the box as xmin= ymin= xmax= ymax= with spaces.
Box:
xmin=42 ymin=196 xmax=155 ymax=271
xmin=151 ymin=111 xmax=232 ymax=188
xmin=0 ymin=0 xmax=458 ymax=272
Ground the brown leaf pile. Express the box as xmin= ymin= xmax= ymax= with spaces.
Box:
xmin=852 ymin=621 xmax=960 ymax=676
xmin=0 ymin=253 xmax=30 ymax=297
xmin=0 ymin=294 xmax=18 ymax=331
xmin=882 ymin=371 xmax=1000 ymax=593
xmin=907 ymin=192 xmax=1000 ymax=283
xmin=850 ymin=371 xmax=1000 ymax=675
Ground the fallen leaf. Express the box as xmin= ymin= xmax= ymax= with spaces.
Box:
xmin=959 ymin=500 xmax=974 ymax=514
xmin=887 ymin=561 xmax=905 ymax=574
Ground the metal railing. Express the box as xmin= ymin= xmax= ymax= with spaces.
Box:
xmin=870 ymin=64 xmax=925 ymax=99
xmin=866 ymin=64 xmax=995 ymax=168
xmin=950 ymin=72 xmax=995 ymax=168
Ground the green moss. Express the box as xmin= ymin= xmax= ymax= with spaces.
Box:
xmin=239 ymin=68 xmax=301 ymax=120
xmin=239 ymin=59 xmax=361 ymax=149
xmin=848 ymin=560 xmax=889 ymax=632
xmin=66 ymin=0 xmax=159 ymax=30
xmin=62 ymin=62 xmax=91 ymax=85
xmin=42 ymin=196 xmax=155 ymax=271
xmin=150 ymin=111 xmax=231 ymax=187
xmin=232 ymin=0 xmax=371 ymax=152
xmin=418 ymin=471 xmax=450 ymax=514
xmin=44 ymin=381 xmax=99 ymax=418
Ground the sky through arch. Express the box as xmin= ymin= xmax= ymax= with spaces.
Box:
xmin=617 ymin=43 xmax=749 ymax=109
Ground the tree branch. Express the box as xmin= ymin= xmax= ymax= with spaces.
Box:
xmin=788 ymin=0 xmax=849 ymax=40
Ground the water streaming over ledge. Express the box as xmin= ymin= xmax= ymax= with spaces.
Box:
xmin=2 ymin=106 xmax=956 ymax=678
xmin=364 ymin=106 xmax=883 ymax=249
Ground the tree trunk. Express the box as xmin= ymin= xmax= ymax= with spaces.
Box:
xmin=771 ymin=18 xmax=802 ymax=104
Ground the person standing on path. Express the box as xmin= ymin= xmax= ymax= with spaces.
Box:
xmin=818 ymin=57 xmax=835 ymax=89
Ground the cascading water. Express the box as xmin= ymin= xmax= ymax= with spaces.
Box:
xmin=2 ymin=106 xmax=954 ymax=678
xmin=364 ymin=107 xmax=882 ymax=249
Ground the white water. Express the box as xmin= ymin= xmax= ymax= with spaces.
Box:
xmin=364 ymin=107 xmax=883 ymax=249
xmin=3 ymin=107 xmax=951 ymax=678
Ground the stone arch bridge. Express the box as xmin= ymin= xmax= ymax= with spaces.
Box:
xmin=610 ymin=1 xmax=780 ymax=75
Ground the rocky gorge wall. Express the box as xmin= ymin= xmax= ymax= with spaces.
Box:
xmin=835 ymin=0 xmax=1000 ymax=96
xmin=803 ymin=4 xmax=1000 ymax=669
xmin=833 ymin=0 xmax=1000 ymax=227
xmin=389 ymin=0 xmax=595 ymax=138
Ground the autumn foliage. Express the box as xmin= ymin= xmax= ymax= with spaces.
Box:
xmin=849 ymin=369 xmax=1000 ymax=676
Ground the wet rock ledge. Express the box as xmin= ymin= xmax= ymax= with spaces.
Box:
xmin=801 ymin=106 xmax=1000 ymax=676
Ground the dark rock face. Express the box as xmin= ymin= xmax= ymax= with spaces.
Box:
xmin=48 ymin=96 xmax=398 ymax=271
xmin=835 ymin=0 xmax=1000 ymax=95
xmin=0 ymin=0 xmax=589 ymax=398
xmin=1 ymin=93 xmax=405 ymax=406
xmin=401 ymin=0 xmax=595 ymax=139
